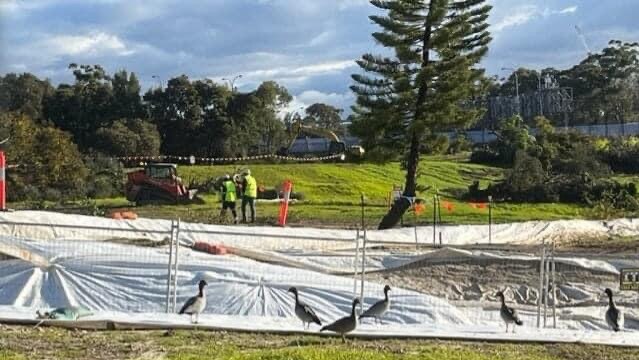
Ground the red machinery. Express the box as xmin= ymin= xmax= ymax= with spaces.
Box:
xmin=125 ymin=163 xmax=201 ymax=205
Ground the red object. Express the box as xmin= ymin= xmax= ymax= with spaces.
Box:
xmin=0 ymin=151 xmax=5 ymax=211
xmin=278 ymin=180 xmax=293 ymax=226
xmin=193 ymin=242 xmax=228 ymax=255
xmin=125 ymin=164 xmax=193 ymax=204
xmin=414 ymin=203 xmax=426 ymax=215
xmin=470 ymin=202 xmax=487 ymax=209
xmin=442 ymin=200 xmax=454 ymax=212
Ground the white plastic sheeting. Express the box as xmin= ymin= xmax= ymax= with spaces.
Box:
xmin=2 ymin=211 xmax=639 ymax=250
xmin=2 ymin=212 xmax=639 ymax=346
xmin=0 ymin=236 xmax=469 ymax=327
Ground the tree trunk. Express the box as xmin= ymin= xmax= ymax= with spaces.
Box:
xmin=378 ymin=131 xmax=420 ymax=230
xmin=378 ymin=2 xmax=433 ymax=230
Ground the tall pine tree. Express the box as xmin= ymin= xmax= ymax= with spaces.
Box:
xmin=351 ymin=0 xmax=492 ymax=229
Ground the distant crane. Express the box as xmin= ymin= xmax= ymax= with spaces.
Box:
xmin=575 ymin=25 xmax=592 ymax=56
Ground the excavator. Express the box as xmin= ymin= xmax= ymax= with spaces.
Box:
xmin=279 ymin=122 xmax=365 ymax=159
xmin=125 ymin=163 xmax=205 ymax=205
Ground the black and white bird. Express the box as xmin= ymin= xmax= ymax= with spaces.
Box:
xmin=496 ymin=291 xmax=523 ymax=333
xmin=604 ymin=288 xmax=623 ymax=332
xmin=359 ymin=285 xmax=391 ymax=324
xmin=288 ymin=287 xmax=322 ymax=329
xmin=179 ymin=280 xmax=208 ymax=324
xmin=321 ymin=298 xmax=360 ymax=343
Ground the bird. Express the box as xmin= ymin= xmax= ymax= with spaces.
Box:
xmin=359 ymin=285 xmax=391 ymax=325
xmin=604 ymin=288 xmax=623 ymax=332
xmin=321 ymin=298 xmax=360 ymax=343
xmin=179 ymin=280 xmax=208 ymax=324
xmin=288 ymin=287 xmax=322 ymax=329
xmin=496 ymin=291 xmax=523 ymax=333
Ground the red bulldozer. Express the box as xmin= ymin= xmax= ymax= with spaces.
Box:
xmin=125 ymin=163 xmax=203 ymax=205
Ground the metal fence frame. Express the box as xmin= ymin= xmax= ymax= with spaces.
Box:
xmin=0 ymin=217 xmax=556 ymax=325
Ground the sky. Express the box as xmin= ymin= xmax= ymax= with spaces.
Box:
xmin=1 ymin=0 xmax=639 ymax=114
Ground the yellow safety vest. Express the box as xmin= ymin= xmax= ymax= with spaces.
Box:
xmin=244 ymin=175 xmax=257 ymax=198
xmin=223 ymin=180 xmax=237 ymax=202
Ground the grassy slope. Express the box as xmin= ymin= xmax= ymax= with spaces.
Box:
xmin=118 ymin=157 xmax=593 ymax=226
xmin=1 ymin=327 xmax=638 ymax=360
xmin=12 ymin=155 xmax=636 ymax=226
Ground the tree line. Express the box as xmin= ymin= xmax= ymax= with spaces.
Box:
xmin=0 ymin=65 xmax=345 ymax=202
xmin=0 ymin=64 xmax=346 ymax=159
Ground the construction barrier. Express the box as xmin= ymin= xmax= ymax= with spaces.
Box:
xmin=114 ymin=153 xmax=346 ymax=164
xmin=0 ymin=151 xmax=5 ymax=211
xmin=278 ymin=180 xmax=293 ymax=226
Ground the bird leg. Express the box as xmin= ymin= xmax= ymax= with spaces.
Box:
xmin=341 ymin=334 xmax=346 ymax=344
xmin=505 ymin=323 xmax=509 ymax=333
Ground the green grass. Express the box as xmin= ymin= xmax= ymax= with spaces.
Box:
xmin=1 ymin=327 xmax=639 ymax=360
xmin=9 ymin=156 xmax=639 ymax=227
xmin=177 ymin=158 xmax=503 ymax=205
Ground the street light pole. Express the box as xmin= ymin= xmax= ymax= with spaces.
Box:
xmin=151 ymin=75 xmax=163 ymax=89
xmin=222 ymin=74 xmax=243 ymax=93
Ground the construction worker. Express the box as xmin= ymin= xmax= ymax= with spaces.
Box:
xmin=220 ymin=174 xmax=238 ymax=224
xmin=241 ymin=169 xmax=257 ymax=223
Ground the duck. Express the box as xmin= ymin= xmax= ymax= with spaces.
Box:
xmin=604 ymin=288 xmax=623 ymax=332
xmin=359 ymin=285 xmax=391 ymax=324
xmin=288 ymin=287 xmax=322 ymax=329
xmin=496 ymin=291 xmax=522 ymax=333
xmin=321 ymin=298 xmax=360 ymax=343
xmin=179 ymin=280 xmax=207 ymax=324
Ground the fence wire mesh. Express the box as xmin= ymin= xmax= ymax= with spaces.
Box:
xmin=0 ymin=215 xmax=634 ymax=335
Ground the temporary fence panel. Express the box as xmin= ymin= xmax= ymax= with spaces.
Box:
xmin=0 ymin=213 xmax=637 ymax=337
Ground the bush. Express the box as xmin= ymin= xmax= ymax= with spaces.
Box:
xmin=449 ymin=133 xmax=472 ymax=154
xmin=469 ymin=146 xmax=505 ymax=166
xmin=84 ymin=155 xmax=125 ymax=198
xmin=2 ymin=112 xmax=89 ymax=202
xmin=422 ymin=134 xmax=449 ymax=155
xmin=600 ymin=137 xmax=639 ymax=173
xmin=42 ymin=188 xmax=62 ymax=202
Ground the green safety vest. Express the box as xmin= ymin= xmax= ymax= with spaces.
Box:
xmin=244 ymin=175 xmax=257 ymax=198
xmin=223 ymin=180 xmax=237 ymax=202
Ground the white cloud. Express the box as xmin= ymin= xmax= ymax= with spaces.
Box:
xmin=491 ymin=4 xmax=578 ymax=33
xmin=239 ymin=60 xmax=356 ymax=86
xmin=308 ymin=31 xmax=335 ymax=47
xmin=43 ymin=32 xmax=133 ymax=57
xmin=558 ymin=6 xmax=578 ymax=14
xmin=492 ymin=5 xmax=538 ymax=33
xmin=284 ymin=90 xmax=355 ymax=116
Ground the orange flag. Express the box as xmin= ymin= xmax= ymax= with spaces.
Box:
xmin=469 ymin=202 xmax=487 ymax=209
xmin=414 ymin=203 xmax=426 ymax=215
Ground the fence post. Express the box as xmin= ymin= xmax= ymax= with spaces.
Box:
xmin=359 ymin=228 xmax=367 ymax=314
xmin=165 ymin=220 xmax=175 ymax=313
xmin=0 ymin=150 xmax=6 ymax=211
xmin=172 ymin=218 xmax=181 ymax=312
xmin=432 ymin=196 xmax=437 ymax=247
xmin=353 ymin=229 xmax=360 ymax=296
xmin=537 ymin=241 xmax=545 ymax=328
xmin=488 ymin=196 xmax=493 ymax=245
xmin=413 ymin=203 xmax=418 ymax=249
xmin=552 ymin=241 xmax=557 ymax=329
xmin=544 ymin=247 xmax=550 ymax=328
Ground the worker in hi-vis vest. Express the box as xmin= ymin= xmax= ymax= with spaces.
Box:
xmin=220 ymin=174 xmax=238 ymax=224
xmin=241 ymin=169 xmax=257 ymax=223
